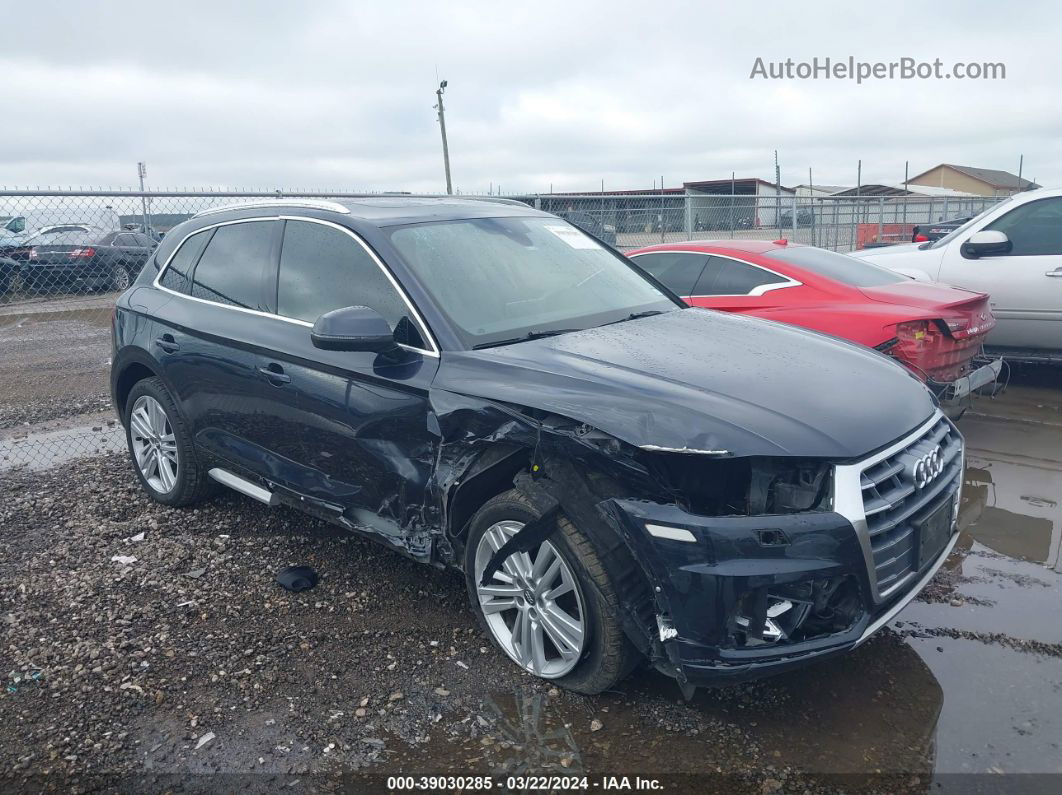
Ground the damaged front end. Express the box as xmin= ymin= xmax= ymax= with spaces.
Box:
xmin=432 ymin=390 xmax=959 ymax=690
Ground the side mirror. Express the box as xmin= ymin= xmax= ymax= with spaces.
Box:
xmin=961 ymin=230 xmax=1011 ymax=259
xmin=311 ymin=306 xmax=397 ymax=352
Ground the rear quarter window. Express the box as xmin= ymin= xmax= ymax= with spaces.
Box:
xmin=158 ymin=229 xmax=213 ymax=294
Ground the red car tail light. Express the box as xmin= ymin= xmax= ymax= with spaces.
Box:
xmin=889 ymin=319 xmax=988 ymax=383
xmin=913 ymin=234 xmax=929 ymax=242
xmin=70 ymin=247 xmax=96 ymax=258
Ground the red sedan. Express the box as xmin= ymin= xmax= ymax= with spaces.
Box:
xmin=627 ymin=240 xmax=1001 ymax=403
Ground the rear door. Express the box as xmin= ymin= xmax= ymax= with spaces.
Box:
xmin=938 ymin=196 xmax=1062 ymax=348
xmin=685 ymin=255 xmax=807 ymax=313
xmin=254 ymin=217 xmax=440 ymax=548
xmin=151 ymin=219 xmax=283 ymax=478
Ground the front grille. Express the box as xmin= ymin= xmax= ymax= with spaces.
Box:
xmin=859 ymin=417 xmax=963 ymax=596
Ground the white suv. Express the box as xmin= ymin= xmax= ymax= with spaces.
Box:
xmin=854 ymin=188 xmax=1062 ymax=358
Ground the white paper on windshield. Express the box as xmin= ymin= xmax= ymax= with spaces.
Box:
xmin=545 ymin=225 xmax=600 ymax=249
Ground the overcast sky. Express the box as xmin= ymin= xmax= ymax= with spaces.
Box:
xmin=1 ymin=0 xmax=1058 ymax=193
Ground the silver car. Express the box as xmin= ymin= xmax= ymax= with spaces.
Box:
xmin=855 ymin=188 xmax=1062 ymax=358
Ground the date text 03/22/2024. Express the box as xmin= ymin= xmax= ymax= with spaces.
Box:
xmin=386 ymin=775 xmax=664 ymax=790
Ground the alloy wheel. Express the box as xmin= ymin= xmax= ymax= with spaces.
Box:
xmin=474 ymin=520 xmax=587 ymax=678
xmin=112 ymin=265 xmax=131 ymax=291
xmin=129 ymin=395 xmax=179 ymax=493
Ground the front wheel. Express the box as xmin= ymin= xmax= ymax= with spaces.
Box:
xmin=464 ymin=490 xmax=641 ymax=694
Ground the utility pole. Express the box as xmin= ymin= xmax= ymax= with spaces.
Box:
xmin=137 ymin=161 xmax=149 ymax=234
xmin=1017 ymin=154 xmax=1024 ymax=192
xmin=434 ymin=81 xmax=453 ymax=195
xmin=774 ymin=150 xmax=781 ymax=234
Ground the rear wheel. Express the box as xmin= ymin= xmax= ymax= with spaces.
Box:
xmin=124 ymin=377 xmax=215 ymax=507
xmin=464 ymin=490 xmax=641 ymax=694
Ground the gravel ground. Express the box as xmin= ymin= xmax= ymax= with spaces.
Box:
xmin=0 ymin=393 xmax=112 ymax=432
xmin=1 ymin=455 xmax=822 ymax=793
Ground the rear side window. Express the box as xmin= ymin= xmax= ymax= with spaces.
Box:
xmin=697 ymin=256 xmax=789 ymax=295
xmin=189 ymin=221 xmax=274 ymax=309
xmin=159 ymin=229 xmax=212 ymax=294
xmin=276 ymin=220 xmax=413 ymax=335
xmin=631 ymin=252 xmax=707 ymax=295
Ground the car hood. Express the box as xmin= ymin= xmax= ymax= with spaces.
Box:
xmin=433 ymin=308 xmax=936 ymax=459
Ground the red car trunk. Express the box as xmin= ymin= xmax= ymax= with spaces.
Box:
xmin=861 ymin=284 xmax=995 ymax=383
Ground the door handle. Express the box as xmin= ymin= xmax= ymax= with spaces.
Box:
xmin=1046 ymin=270 xmax=1062 ymax=277
xmin=258 ymin=363 xmax=291 ymax=385
xmin=155 ymin=335 xmax=180 ymax=353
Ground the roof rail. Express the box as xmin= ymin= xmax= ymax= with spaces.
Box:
xmin=462 ymin=196 xmax=533 ymax=208
xmin=193 ymin=199 xmax=351 ymax=218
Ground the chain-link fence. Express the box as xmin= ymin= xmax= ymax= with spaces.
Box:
xmin=0 ymin=188 xmax=1007 ymax=470
xmin=522 ymin=192 xmax=1004 ymax=251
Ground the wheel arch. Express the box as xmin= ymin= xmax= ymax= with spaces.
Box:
xmin=111 ymin=348 xmax=169 ymax=423
xmin=445 ymin=445 xmax=532 ymax=559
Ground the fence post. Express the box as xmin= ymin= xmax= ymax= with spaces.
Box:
xmin=877 ymin=197 xmax=885 ymax=243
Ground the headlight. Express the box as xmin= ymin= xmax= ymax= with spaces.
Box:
xmin=640 ymin=453 xmax=832 ymax=516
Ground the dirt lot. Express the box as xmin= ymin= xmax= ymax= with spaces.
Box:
xmin=1 ymin=295 xmax=1061 ymax=792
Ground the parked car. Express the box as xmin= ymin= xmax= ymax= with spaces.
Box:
xmin=627 ymin=240 xmax=1001 ymax=406
xmin=778 ymin=208 xmax=815 ymax=228
xmin=9 ymin=228 xmax=157 ymax=293
xmin=111 ymin=198 xmax=962 ymax=694
xmin=911 ymin=216 xmax=972 ymax=243
xmin=854 ymin=188 xmax=1062 ymax=359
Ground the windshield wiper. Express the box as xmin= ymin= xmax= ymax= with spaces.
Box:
xmin=472 ymin=328 xmax=583 ymax=350
xmin=603 ymin=310 xmax=665 ymax=326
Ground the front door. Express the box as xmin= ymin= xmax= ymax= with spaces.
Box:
xmin=939 ymin=196 xmax=1062 ymax=349
xmin=254 ymin=218 xmax=441 ymax=551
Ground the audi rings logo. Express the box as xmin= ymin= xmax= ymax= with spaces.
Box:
xmin=913 ymin=447 xmax=945 ymax=488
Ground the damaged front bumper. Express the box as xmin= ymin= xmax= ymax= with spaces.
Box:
xmin=609 ymin=499 xmax=959 ymax=685
xmin=603 ymin=412 xmax=963 ymax=687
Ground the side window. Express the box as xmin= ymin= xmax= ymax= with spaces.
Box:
xmin=699 ymin=256 xmax=788 ymax=296
xmin=277 ymin=220 xmax=420 ymax=344
xmin=984 ymin=198 xmax=1062 ymax=256
xmin=631 ymin=252 xmax=708 ymax=296
xmin=189 ymin=221 xmax=274 ymax=309
xmin=159 ymin=229 xmax=212 ymax=294
xmin=134 ymin=233 xmax=156 ymax=247
xmin=114 ymin=233 xmax=135 ymax=246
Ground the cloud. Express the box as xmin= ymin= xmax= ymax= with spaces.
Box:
xmin=0 ymin=0 xmax=1057 ymax=192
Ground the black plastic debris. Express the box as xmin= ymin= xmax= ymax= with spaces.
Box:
xmin=276 ymin=565 xmax=319 ymax=592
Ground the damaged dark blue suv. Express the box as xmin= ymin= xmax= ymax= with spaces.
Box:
xmin=111 ymin=197 xmax=963 ymax=694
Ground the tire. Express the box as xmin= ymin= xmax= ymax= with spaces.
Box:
xmin=464 ymin=489 xmax=641 ymax=694
xmin=124 ymin=376 xmax=216 ymax=507
xmin=110 ymin=263 xmax=132 ymax=292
